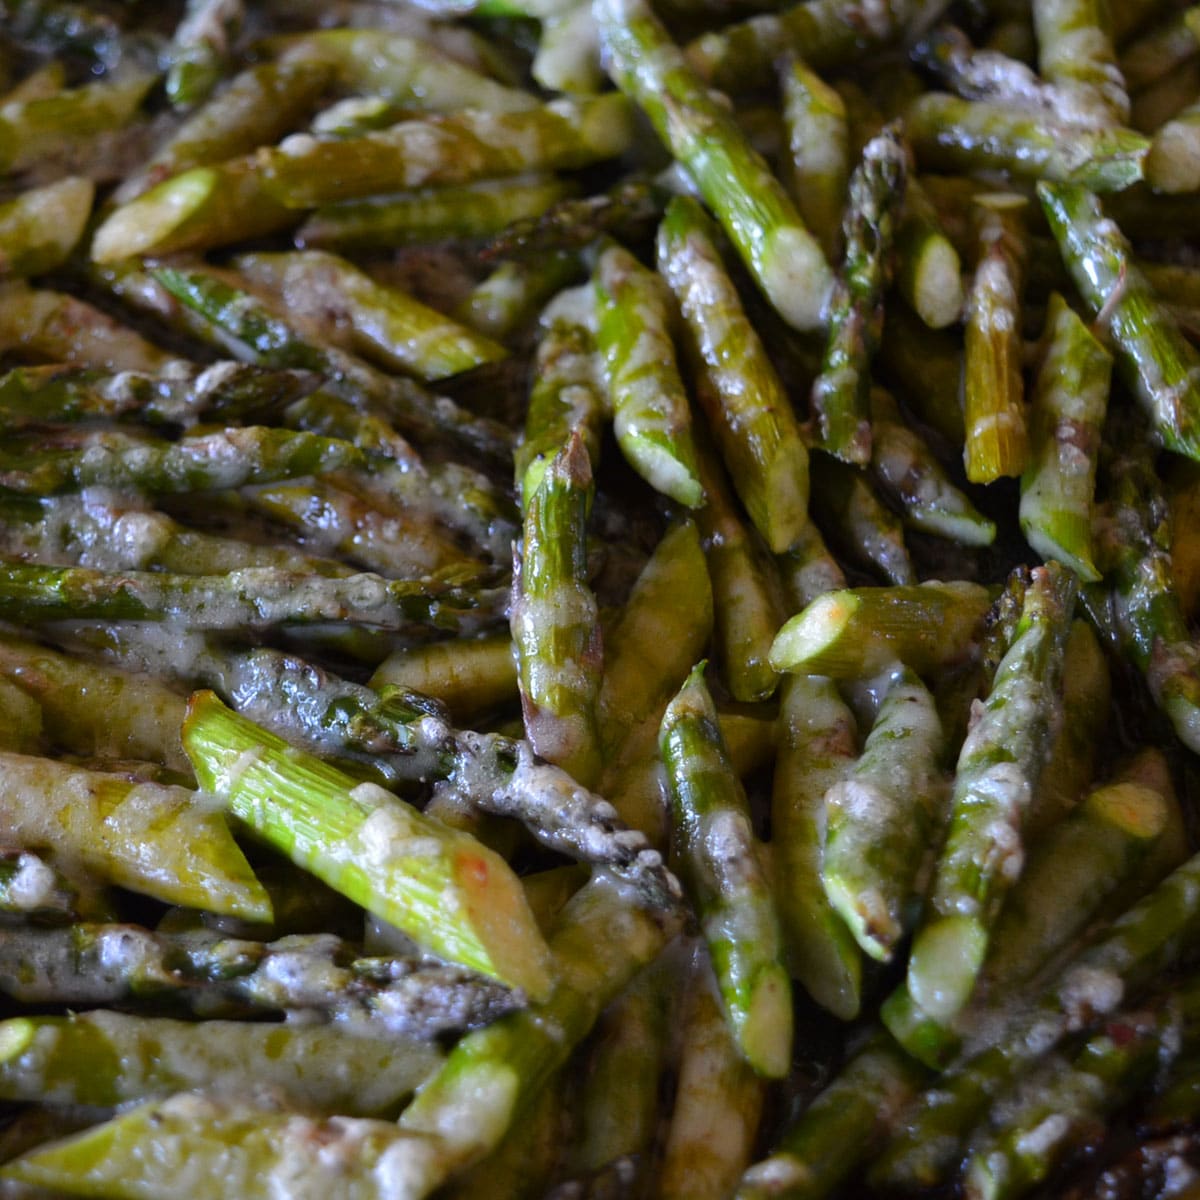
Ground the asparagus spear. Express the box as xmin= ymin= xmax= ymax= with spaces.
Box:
xmin=299 ymin=176 xmax=574 ymax=251
xmin=659 ymin=945 xmax=766 ymax=1199
xmin=0 ymin=923 xmax=517 ymax=1035
xmin=896 ymin=176 xmax=965 ymax=331
xmin=456 ymin=252 xmax=581 ymax=342
xmin=256 ymin=94 xmax=636 ymax=208
xmin=886 ymin=564 xmax=1077 ymax=1062
xmin=777 ymin=518 xmax=846 ymax=611
xmin=770 ymin=580 xmax=992 ymax=679
xmin=165 ymin=0 xmax=242 ymax=109
xmin=183 ymin=690 xmax=555 ymax=1000
xmin=772 ymin=673 xmax=863 ymax=1021
xmin=962 ymin=193 xmax=1029 ymax=485
xmin=595 ymin=0 xmax=833 ymax=331
xmin=0 ymin=425 xmax=361 ymax=497
xmin=1020 ymin=292 xmax=1112 ymax=580
xmin=823 ymin=664 xmax=946 ymax=963
xmin=397 ymin=870 xmax=683 ymax=1186
xmin=370 ymin=635 xmax=517 ymax=722
xmin=511 ymin=435 xmax=604 ymax=787
xmin=0 ymin=1009 xmax=443 ymax=1114
xmin=3 ymin=1093 xmax=451 ymax=1200
xmin=593 ymin=240 xmax=703 ymax=508
xmin=0 ymin=176 xmax=91 ymax=279
xmin=661 ymin=663 xmax=793 ymax=1078
xmin=1039 ymin=182 xmax=1200 ymax=462
xmin=0 ymin=752 xmax=268 ymax=919
xmin=657 ymin=195 xmax=810 ymax=552
xmin=1034 ymin=0 xmax=1130 ymax=124
xmin=810 ymin=125 xmax=907 ymax=464
xmin=0 ymin=564 xmax=506 ymax=637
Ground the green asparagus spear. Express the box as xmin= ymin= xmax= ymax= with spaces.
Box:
xmin=1034 ymin=0 xmax=1130 ymax=124
xmin=1040 ymin=182 xmax=1200 ymax=461
xmin=455 ymin=252 xmax=581 ymax=342
xmin=771 ymin=580 xmax=992 ymax=679
xmin=0 ymin=177 xmax=91 ymax=279
xmin=658 ymin=195 xmax=810 ymax=552
xmin=661 ymin=663 xmax=792 ymax=1078
xmin=183 ymin=690 xmax=555 ymax=1000
xmin=1020 ymin=292 xmax=1112 ymax=580
xmin=963 ymin=194 xmax=1030 ymax=484
xmin=595 ymin=0 xmax=833 ymax=331
xmin=886 ymin=564 xmax=1077 ymax=1061
xmin=772 ymin=674 xmax=863 ymax=1021
xmin=369 ymin=635 xmax=517 ymax=722
xmin=3 ymin=1093 xmax=451 ymax=1200
xmin=896 ymin=177 xmax=965 ymax=331
xmin=397 ymin=870 xmax=683 ymax=1185
xmin=593 ymin=241 xmax=702 ymax=508
xmin=256 ymin=94 xmax=636 ymax=208
xmin=511 ymin=435 xmax=603 ymax=787
xmin=0 ymin=752 xmax=268 ymax=919
xmin=823 ymin=664 xmax=946 ymax=962
xmin=810 ymin=125 xmax=906 ymax=464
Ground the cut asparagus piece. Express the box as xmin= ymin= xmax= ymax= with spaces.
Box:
xmin=183 ymin=690 xmax=555 ymax=1000
xmin=595 ymin=0 xmax=833 ymax=331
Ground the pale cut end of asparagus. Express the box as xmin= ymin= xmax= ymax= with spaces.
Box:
xmin=182 ymin=690 xmax=555 ymax=1001
xmin=905 ymin=913 xmax=988 ymax=1022
xmin=906 ymin=236 xmax=964 ymax=330
xmin=761 ymin=224 xmax=835 ymax=331
xmin=1146 ymin=120 xmax=1200 ymax=194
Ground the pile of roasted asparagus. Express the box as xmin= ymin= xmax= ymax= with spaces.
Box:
xmin=1 ymin=0 xmax=1200 ymax=1198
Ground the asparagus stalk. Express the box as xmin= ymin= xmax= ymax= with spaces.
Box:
xmin=3 ymin=1094 xmax=450 ymax=1200
xmin=511 ymin=435 xmax=604 ymax=787
xmin=183 ymin=690 xmax=555 ymax=1000
xmin=0 ymin=752 xmax=268 ymax=919
xmin=0 ymin=564 xmax=506 ymax=637
xmin=658 ymin=195 xmax=810 ymax=552
xmin=256 ymin=94 xmax=636 ymax=208
xmin=1034 ymin=0 xmax=1130 ymax=124
xmin=810 ymin=125 xmax=907 ymax=464
xmin=886 ymin=564 xmax=1077 ymax=1062
xmin=595 ymin=0 xmax=833 ymax=331
xmin=661 ymin=663 xmax=793 ymax=1078
xmin=593 ymin=241 xmax=702 ymax=508
xmin=0 ymin=176 xmax=92 ymax=279
xmin=456 ymin=252 xmax=581 ymax=342
xmin=398 ymin=870 xmax=683 ymax=1185
xmin=1039 ymin=182 xmax=1200 ymax=462
xmin=1019 ymin=292 xmax=1112 ymax=580
xmin=770 ymin=580 xmax=992 ymax=679
xmin=772 ymin=673 xmax=863 ymax=1021
xmin=896 ymin=176 xmax=965 ymax=330
xmin=963 ymin=193 xmax=1030 ymax=484
xmin=370 ymin=635 xmax=517 ymax=722
xmin=823 ymin=664 xmax=946 ymax=963
xmin=165 ymin=0 xmax=241 ymax=108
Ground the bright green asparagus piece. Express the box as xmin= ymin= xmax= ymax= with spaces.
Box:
xmin=256 ymin=93 xmax=636 ymax=208
xmin=1040 ymin=182 xmax=1200 ymax=462
xmin=871 ymin=389 xmax=997 ymax=546
xmin=183 ymin=690 xmax=555 ymax=1000
xmin=593 ymin=240 xmax=702 ymax=508
xmin=771 ymin=580 xmax=992 ymax=678
xmin=905 ymin=93 xmax=1149 ymax=189
xmin=1020 ymin=292 xmax=1111 ymax=580
xmin=886 ymin=564 xmax=1077 ymax=1061
xmin=596 ymin=0 xmax=833 ymax=331
xmin=0 ymin=564 xmax=505 ymax=636
xmin=963 ymin=194 xmax=1030 ymax=484
xmin=661 ymin=663 xmax=792 ymax=1078
xmin=165 ymin=0 xmax=241 ymax=109
xmin=398 ymin=870 xmax=683 ymax=1186
xmin=896 ymin=176 xmax=965 ymax=331
xmin=3 ymin=1094 xmax=450 ymax=1200
xmin=511 ymin=435 xmax=603 ymax=787
xmin=513 ymin=285 xmax=604 ymax=503
xmin=772 ymin=674 xmax=863 ymax=1021
xmin=823 ymin=664 xmax=945 ymax=962
xmin=233 ymin=250 xmax=508 ymax=383
xmin=299 ymin=176 xmax=574 ymax=251
xmin=779 ymin=56 xmax=848 ymax=263
xmin=811 ymin=125 xmax=906 ymax=464
xmin=0 ymin=751 xmax=268 ymax=918
xmin=657 ymin=194 xmax=810 ymax=552
xmin=0 ymin=176 xmax=91 ymax=278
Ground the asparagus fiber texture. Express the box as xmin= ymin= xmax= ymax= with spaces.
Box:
xmin=3 ymin=1 xmax=1200 ymax=1199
